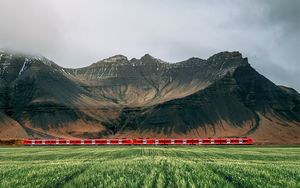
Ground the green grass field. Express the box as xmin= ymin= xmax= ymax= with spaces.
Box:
xmin=0 ymin=146 xmax=299 ymax=188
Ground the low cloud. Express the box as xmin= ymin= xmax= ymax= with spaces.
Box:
xmin=0 ymin=0 xmax=299 ymax=90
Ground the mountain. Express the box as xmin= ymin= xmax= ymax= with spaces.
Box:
xmin=0 ymin=51 xmax=299 ymax=144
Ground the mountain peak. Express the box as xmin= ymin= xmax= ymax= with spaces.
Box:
xmin=207 ymin=51 xmax=248 ymax=69
xmin=102 ymin=55 xmax=128 ymax=63
xmin=141 ymin=53 xmax=153 ymax=59
xmin=140 ymin=54 xmax=167 ymax=64
xmin=208 ymin=51 xmax=243 ymax=61
xmin=140 ymin=53 xmax=156 ymax=61
xmin=0 ymin=50 xmax=56 ymax=67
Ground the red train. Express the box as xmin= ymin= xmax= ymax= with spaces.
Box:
xmin=23 ymin=137 xmax=253 ymax=145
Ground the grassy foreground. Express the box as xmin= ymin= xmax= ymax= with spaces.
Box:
xmin=0 ymin=146 xmax=299 ymax=188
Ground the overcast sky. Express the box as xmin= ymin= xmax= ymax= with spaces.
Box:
xmin=0 ymin=0 xmax=299 ymax=90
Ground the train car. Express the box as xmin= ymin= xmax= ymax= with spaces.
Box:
xmin=133 ymin=138 xmax=193 ymax=145
xmin=157 ymin=139 xmax=166 ymax=145
xmin=244 ymin=137 xmax=253 ymax=145
xmin=59 ymin=140 xmax=67 ymax=145
xmin=106 ymin=139 xmax=116 ymax=145
xmin=133 ymin=138 xmax=144 ymax=145
xmin=121 ymin=138 xmax=133 ymax=145
xmin=133 ymin=138 xmax=157 ymax=145
xmin=145 ymin=138 xmax=156 ymax=145
xmin=95 ymin=139 xmax=107 ymax=145
xmin=23 ymin=139 xmax=32 ymax=145
xmin=133 ymin=138 xmax=160 ymax=145
xmin=50 ymin=139 xmax=57 ymax=145
xmin=228 ymin=138 xmax=251 ymax=145
xmin=134 ymin=138 xmax=172 ymax=145
xmin=186 ymin=139 xmax=193 ymax=145
xmin=70 ymin=139 xmax=82 ymax=145
xmin=192 ymin=138 xmax=220 ymax=145
xmin=44 ymin=140 xmax=52 ymax=145
xmin=105 ymin=138 xmax=133 ymax=145
xmin=173 ymin=139 xmax=184 ymax=145
xmin=165 ymin=138 xmax=193 ymax=145
xmin=164 ymin=138 xmax=172 ymax=145
xmin=196 ymin=138 xmax=203 ymax=144
xmin=192 ymin=138 xmax=213 ymax=145
xmin=201 ymin=138 xmax=211 ymax=145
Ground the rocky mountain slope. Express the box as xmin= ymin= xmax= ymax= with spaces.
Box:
xmin=0 ymin=51 xmax=299 ymax=143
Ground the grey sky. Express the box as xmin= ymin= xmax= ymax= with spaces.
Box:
xmin=0 ymin=0 xmax=299 ymax=90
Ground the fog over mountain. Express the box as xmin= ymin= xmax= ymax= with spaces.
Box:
xmin=0 ymin=0 xmax=299 ymax=90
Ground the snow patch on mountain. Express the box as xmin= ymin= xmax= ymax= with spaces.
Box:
xmin=19 ymin=58 xmax=29 ymax=75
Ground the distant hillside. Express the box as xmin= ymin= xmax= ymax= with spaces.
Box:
xmin=0 ymin=51 xmax=299 ymax=144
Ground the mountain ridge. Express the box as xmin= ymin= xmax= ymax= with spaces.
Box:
xmin=0 ymin=50 xmax=299 ymax=144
